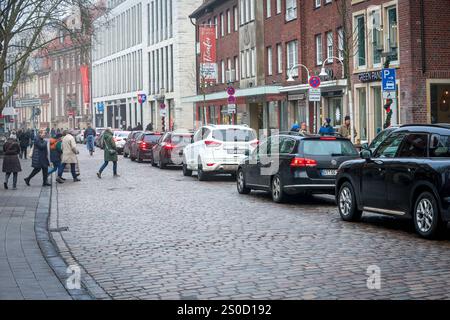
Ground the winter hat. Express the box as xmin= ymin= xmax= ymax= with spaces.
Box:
xmin=291 ymin=123 xmax=300 ymax=131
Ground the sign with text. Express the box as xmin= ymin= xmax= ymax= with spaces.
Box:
xmin=15 ymin=98 xmax=41 ymax=108
xmin=199 ymin=25 xmax=217 ymax=84
xmin=382 ymin=68 xmax=396 ymax=91
xmin=308 ymin=88 xmax=321 ymax=102
xmin=227 ymin=104 xmax=236 ymax=114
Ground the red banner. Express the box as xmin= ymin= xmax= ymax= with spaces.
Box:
xmin=80 ymin=65 xmax=90 ymax=104
xmin=199 ymin=25 xmax=217 ymax=84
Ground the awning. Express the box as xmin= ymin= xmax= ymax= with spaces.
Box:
xmin=280 ymin=79 xmax=348 ymax=93
xmin=181 ymin=85 xmax=282 ymax=103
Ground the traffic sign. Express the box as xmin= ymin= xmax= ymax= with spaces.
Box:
xmin=383 ymin=91 xmax=397 ymax=99
xmin=138 ymin=93 xmax=147 ymax=104
xmin=309 ymin=76 xmax=321 ymax=89
xmin=160 ymin=103 xmax=167 ymax=116
xmin=227 ymin=104 xmax=236 ymax=114
xmin=227 ymin=86 xmax=235 ymax=96
xmin=97 ymin=102 xmax=104 ymax=112
xmin=15 ymin=98 xmax=41 ymax=108
xmin=308 ymin=88 xmax=321 ymax=102
xmin=382 ymin=68 xmax=396 ymax=91
xmin=227 ymin=95 xmax=236 ymax=104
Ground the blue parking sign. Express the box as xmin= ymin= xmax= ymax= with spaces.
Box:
xmin=382 ymin=68 xmax=396 ymax=91
xmin=97 ymin=102 xmax=104 ymax=113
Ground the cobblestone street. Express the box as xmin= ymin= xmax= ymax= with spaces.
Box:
xmin=54 ymin=148 xmax=450 ymax=300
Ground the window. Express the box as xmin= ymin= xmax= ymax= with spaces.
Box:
xmin=430 ymin=135 xmax=450 ymax=157
xmin=234 ymin=56 xmax=239 ymax=81
xmin=338 ymin=28 xmax=344 ymax=59
xmin=276 ymin=44 xmax=282 ymax=74
xmin=325 ymin=0 xmax=331 ymax=3
xmin=398 ymin=134 xmax=428 ymax=158
xmin=371 ymin=9 xmax=382 ymax=66
xmin=266 ymin=0 xmax=271 ymax=18
xmin=326 ymin=31 xmax=333 ymax=63
xmin=267 ymin=46 xmax=273 ymax=76
xmin=214 ymin=16 xmax=218 ymax=38
xmin=221 ymin=60 xmax=225 ymax=83
xmin=276 ymin=0 xmax=281 ymax=14
xmin=220 ymin=13 xmax=225 ymax=37
xmin=250 ymin=0 xmax=255 ymax=21
xmin=355 ymin=15 xmax=366 ymax=67
xmin=241 ymin=51 xmax=245 ymax=78
xmin=286 ymin=0 xmax=297 ymax=21
xmin=246 ymin=50 xmax=251 ymax=78
xmin=286 ymin=40 xmax=298 ymax=76
xmin=386 ymin=6 xmax=398 ymax=62
xmin=234 ymin=6 xmax=238 ymax=31
xmin=315 ymin=34 xmax=322 ymax=65
xmin=315 ymin=0 xmax=321 ymax=8
xmin=227 ymin=10 xmax=231 ymax=33
xmin=240 ymin=0 xmax=245 ymax=25
xmin=375 ymin=133 xmax=405 ymax=158
xmin=251 ymin=48 xmax=256 ymax=77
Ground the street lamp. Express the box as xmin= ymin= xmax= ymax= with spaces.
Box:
xmin=319 ymin=56 xmax=355 ymax=144
xmin=287 ymin=63 xmax=311 ymax=82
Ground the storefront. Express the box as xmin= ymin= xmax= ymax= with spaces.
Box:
xmin=428 ymin=80 xmax=450 ymax=124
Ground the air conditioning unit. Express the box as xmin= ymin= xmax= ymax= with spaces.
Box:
xmin=226 ymin=69 xmax=235 ymax=83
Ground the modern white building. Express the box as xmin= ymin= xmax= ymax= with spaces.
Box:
xmin=92 ymin=0 xmax=202 ymax=131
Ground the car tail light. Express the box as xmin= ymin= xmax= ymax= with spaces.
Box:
xmin=250 ymin=139 xmax=259 ymax=148
xmin=320 ymin=136 xmax=336 ymax=140
xmin=139 ymin=142 xmax=148 ymax=150
xmin=206 ymin=163 xmax=215 ymax=167
xmin=163 ymin=143 xmax=175 ymax=150
xmin=290 ymin=157 xmax=317 ymax=167
xmin=204 ymin=140 xmax=222 ymax=147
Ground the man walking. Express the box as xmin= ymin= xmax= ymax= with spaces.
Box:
xmin=84 ymin=124 xmax=96 ymax=156
xmin=18 ymin=129 xmax=30 ymax=159
xmin=57 ymin=130 xmax=80 ymax=183
xmin=97 ymin=128 xmax=119 ymax=178
xmin=24 ymin=129 xmax=51 ymax=187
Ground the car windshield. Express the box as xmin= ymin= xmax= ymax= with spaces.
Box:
xmin=171 ymin=135 xmax=192 ymax=144
xmin=212 ymin=129 xmax=256 ymax=142
xmin=369 ymin=128 xmax=395 ymax=151
xmin=144 ymin=134 xmax=162 ymax=143
xmin=302 ymin=140 xmax=358 ymax=156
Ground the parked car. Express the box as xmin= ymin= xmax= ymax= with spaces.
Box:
xmin=236 ymin=133 xmax=359 ymax=203
xmin=362 ymin=125 xmax=400 ymax=153
xmin=129 ymin=132 xmax=163 ymax=162
xmin=113 ymin=130 xmax=130 ymax=154
xmin=151 ymin=131 xmax=194 ymax=168
xmin=75 ymin=129 xmax=85 ymax=144
xmin=123 ymin=131 xmax=143 ymax=158
xmin=94 ymin=128 xmax=106 ymax=147
xmin=96 ymin=130 xmax=106 ymax=149
xmin=336 ymin=124 xmax=450 ymax=239
xmin=183 ymin=125 xmax=258 ymax=180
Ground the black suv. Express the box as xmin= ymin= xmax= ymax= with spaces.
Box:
xmin=336 ymin=124 xmax=450 ymax=239
xmin=237 ymin=133 xmax=359 ymax=203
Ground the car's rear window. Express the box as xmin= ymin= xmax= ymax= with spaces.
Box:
xmin=212 ymin=129 xmax=256 ymax=142
xmin=114 ymin=132 xmax=129 ymax=138
xmin=144 ymin=134 xmax=162 ymax=143
xmin=171 ymin=135 xmax=192 ymax=144
xmin=302 ymin=140 xmax=358 ymax=156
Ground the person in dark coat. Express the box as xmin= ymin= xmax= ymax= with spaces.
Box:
xmin=96 ymin=128 xmax=119 ymax=178
xmin=145 ymin=122 xmax=153 ymax=131
xmin=18 ymin=129 xmax=30 ymax=159
xmin=2 ymin=137 xmax=21 ymax=189
xmin=24 ymin=129 xmax=51 ymax=187
xmin=48 ymin=133 xmax=63 ymax=175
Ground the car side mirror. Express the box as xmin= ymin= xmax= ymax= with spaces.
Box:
xmin=360 ymin=149 xmax=372 ymax=160
xmin=361 ymin=142 xmax=369 ymax=150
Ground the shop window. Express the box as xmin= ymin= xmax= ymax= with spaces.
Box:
xmin=430 ymin=84 xmax=450 ymax=124
xmin=372 ymin=87 xmax=383 ymax=135
xmin=268 ymin=101 xmax=280 ymax=129
xmin=357 ymin=88 xmax=367 ymax=142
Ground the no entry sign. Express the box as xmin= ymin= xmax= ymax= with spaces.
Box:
xmin=309 ymin=76 xmax=321 ymax=88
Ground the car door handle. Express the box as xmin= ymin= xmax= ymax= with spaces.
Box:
xmin=374 ymin=160 xmax=384 ymax=165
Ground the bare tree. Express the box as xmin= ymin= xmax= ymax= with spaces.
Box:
xmin=0 ymin=0 xmax=108 ymax=114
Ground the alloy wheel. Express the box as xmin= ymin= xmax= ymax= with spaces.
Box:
xmin=272 ymin=177 xmax=281 ymax=200
xmin=339 ymin=187 xmax=352 ymax=216
xmin=416 ymin=198 xmax=434 ymax=233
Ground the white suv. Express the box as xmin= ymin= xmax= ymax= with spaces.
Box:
xmin=183 ymin=125 xmax=258 ymax=180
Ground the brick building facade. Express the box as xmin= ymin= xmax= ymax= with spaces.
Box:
xmin=186 ymin=0 xmax=450 ymax=141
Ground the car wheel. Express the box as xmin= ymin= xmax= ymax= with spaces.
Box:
xmin=197 ymin=162 xmax=208 ymax=181
xmin=137 ymin=152 xmax=143 ymax=163
xmin=338 ymin=182 xmax=362 ymax=221
xmin=130 ymin=153 xmax=136 ymax=161
xmin=151 ymin=155 xmax=157 ymax=167
xmin=271 ymin=174 xmax=286 ymax=203
xmin=182 ymin=157 xmax=192 ymax=176
xmin=236 ymin=169 xmax=251 ymax=194
xmin=159 ymin=156 xmax=166 ymax=169
xmin=413 ymin=191 xmax=443 ymax=239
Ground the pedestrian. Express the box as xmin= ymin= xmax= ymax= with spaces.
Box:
xmin=50 ymin=128 xmax=56 ymax=138
xmin=290 ymin=123 xmax=300 ymax=132
xmin=57 ymin=130 xmax=80 ymax=183
xmin=97 ymin=128 xmax=119 ymax=178
xmin=9 ymin=130 xmax=17 ymax=140
xmin=126 ymin=125 xmax=133 ymax=131
xmin=84 ymin=124 xmax=96 ymax=156
xmin=2 ymin=136 xmax=21 ymax=189
xmin=300 ymin=122 xmax=310 ymax=135
xmin=134 ymin=122 xmax=143 ymax=130
xmin=24 ymin=129 xmax=51 ymax=187
xmin=145 ymin=122 xmax=153 ymax=131
xmin=18 ymin=129 xmax=30 ymax=159
xmin=29 ymin=129 xmax=35 ymax=147
xmin=338 ymin=115 xmax=357 ymax=140
xmin=318 ymin=118 xmax=335 ymax=135
xmin=48 ymin=133 xmax=63 ymax=176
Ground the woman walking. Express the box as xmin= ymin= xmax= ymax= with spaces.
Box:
xmin=57 ymin=130 xmax=80 ymax=183
xmin=2 ymin=136 xmax=21 ymax=189
xmin=48 ymin=133 xmax=63 ymax=176
xmin=97 ymin=128 xmax=120 ymax=178
xmin=24 ymin=129 xmax=51 ymax=187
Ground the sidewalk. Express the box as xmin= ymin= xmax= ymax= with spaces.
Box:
xmin=0 ymin=159 xmax=71 ymax=300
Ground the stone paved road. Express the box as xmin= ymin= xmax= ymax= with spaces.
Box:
xmin=55 ymin=147 xmax=450 ymax=300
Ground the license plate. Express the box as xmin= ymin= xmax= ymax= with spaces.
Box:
xmin=227 ymin=149 xmax=245 ymax=154
xmin=321 ymin=169 xmax=337 ymax=176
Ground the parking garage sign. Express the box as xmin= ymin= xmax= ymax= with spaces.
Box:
xmin=382 ymin=68 xmax=396 ymax=91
